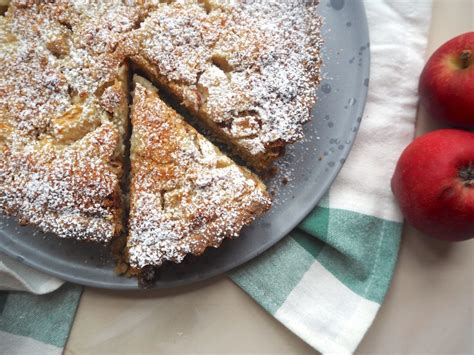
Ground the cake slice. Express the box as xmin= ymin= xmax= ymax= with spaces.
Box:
xmin=127 ymin=76 xmax=271 ymax=273
xmin=0 ymin=123 xmax=123 ymax=242
xmin=122 ymin=0 xmax=322 ymax=171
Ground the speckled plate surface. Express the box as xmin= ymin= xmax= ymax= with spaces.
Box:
xmin=0 ymin=0 xmax=370 ymax=289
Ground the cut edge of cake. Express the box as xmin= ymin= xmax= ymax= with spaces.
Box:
xmin=128 ymin=55 xmax=286 ymax=172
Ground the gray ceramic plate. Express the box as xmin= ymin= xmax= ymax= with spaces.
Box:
xmin=0 ymin=0 xmax=370 ymax=289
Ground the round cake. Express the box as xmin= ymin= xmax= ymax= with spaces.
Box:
xmin=0 ymin=0 xmax=322 ymax=275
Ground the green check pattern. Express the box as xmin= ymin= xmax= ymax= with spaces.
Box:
xmin=229 ymin=199 xmax=402 ymax=352
xmin=0 ymin=284 xmax=82 ymax=354
xmin=232 ymin=204 xmax=401 ymax=306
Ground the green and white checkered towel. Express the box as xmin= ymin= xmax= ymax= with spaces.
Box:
xmin=0 ymin=1 xmax=432 ymax=354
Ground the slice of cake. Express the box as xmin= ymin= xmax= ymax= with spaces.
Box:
xmin=127 ymin=76 xmax=271 ymax=273
xmin=122 ymin=0 xmax=322 ymax=171
xmin=0 ymin=1 xmax=131 ymax=242
xmin=0 ymin=123 xmax=123 ymax=242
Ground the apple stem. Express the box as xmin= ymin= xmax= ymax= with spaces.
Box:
xmin=459 ymin=162 xmax=474 ymax=187
xmin=460 ymin=50 xmax=472 ymax=69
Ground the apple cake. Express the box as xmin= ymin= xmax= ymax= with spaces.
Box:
xmin=0 ymin=0 xmax=321 ymax=273
xmin=121 ymin=0 xmax=322 ymax=171
xmin=127 ymin=76 xmax=271 ymax=272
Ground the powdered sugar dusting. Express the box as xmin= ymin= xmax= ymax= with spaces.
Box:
xmin=0 ymin=124 xmax=121 ymax=242
xmin=128 ymin=79 xmax=271 ymax=269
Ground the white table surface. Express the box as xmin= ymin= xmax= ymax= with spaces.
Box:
xmin=65 ymin=1 xmax=474 ymax=353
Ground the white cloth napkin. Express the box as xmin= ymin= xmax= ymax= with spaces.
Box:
xmin=0 ymin=252 xmax=62 ymax=294
xmin=330 ymin=0 xmax=433 ymax=223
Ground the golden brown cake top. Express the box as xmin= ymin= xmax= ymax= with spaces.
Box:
xmin=0 ymin=123 xmax=122 ymax=242
xmin=128 ymin=77 xmax=271 ymax=269
xmin=0 ymin=1 xmax=133 ymax=140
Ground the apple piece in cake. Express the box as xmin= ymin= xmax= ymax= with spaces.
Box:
xmin=128 ymin=76 xmax=271 ymax=271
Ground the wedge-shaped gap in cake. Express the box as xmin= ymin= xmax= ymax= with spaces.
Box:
xmin=122 ymin=0 xmax=322 ymax=172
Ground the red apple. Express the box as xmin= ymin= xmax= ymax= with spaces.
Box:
xmin=391 ymin=129 xmax=474 ymax=241
xmin=419 ymin=32 xmax=474 ymax=128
